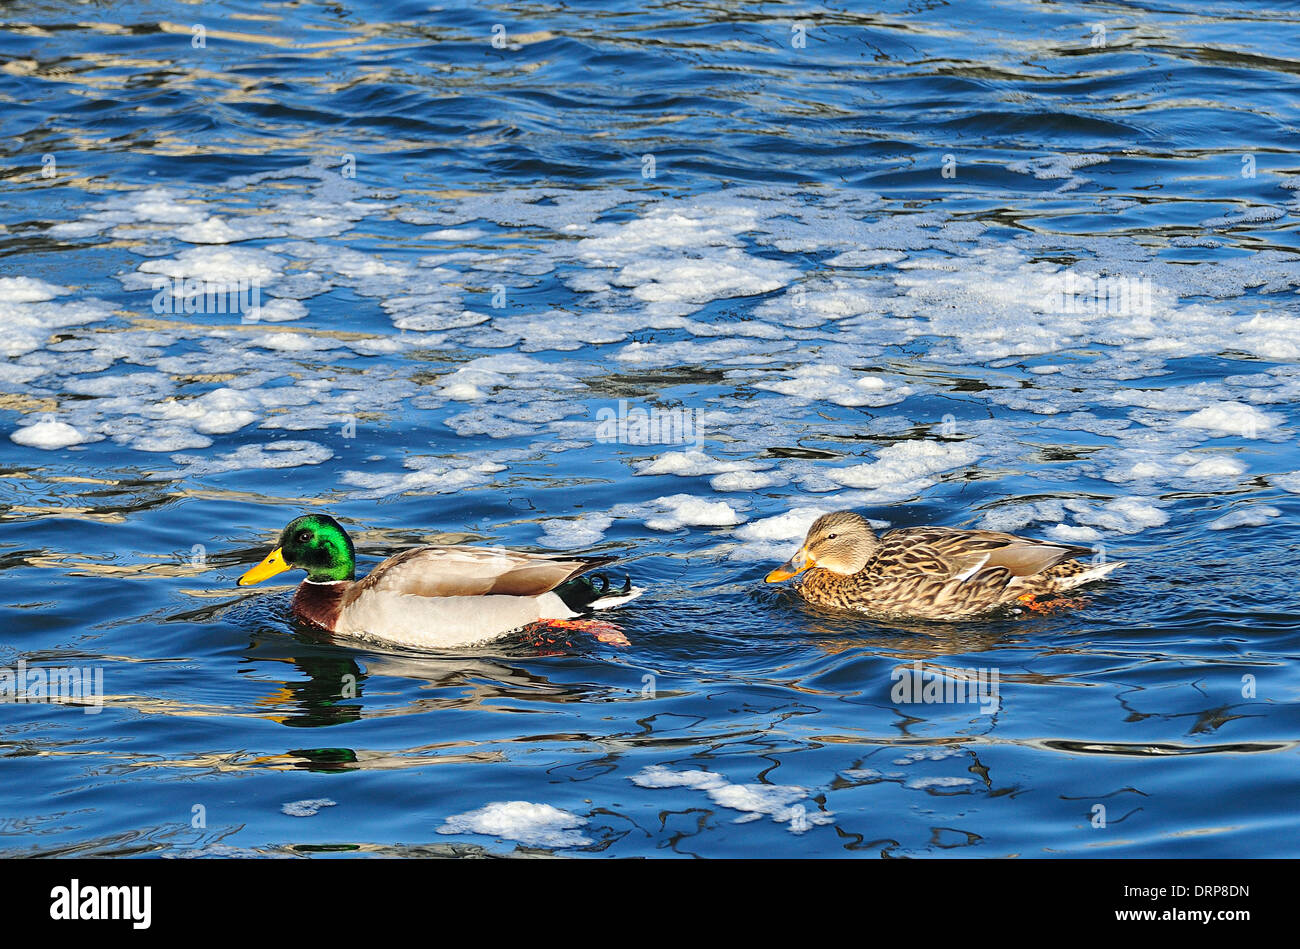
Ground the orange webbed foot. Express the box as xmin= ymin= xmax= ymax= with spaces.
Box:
xmin=1016 ymin=593 xmax=1086 ymax=614
xmin=533 ymin=618 xmax=630 ymax=647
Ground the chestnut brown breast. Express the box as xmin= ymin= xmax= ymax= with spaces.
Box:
xmin=291 ymin=581 xmax=348 ymax=631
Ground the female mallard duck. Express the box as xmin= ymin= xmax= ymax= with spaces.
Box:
xmin=765 ymin=511 xmax=1122 ymax=620
xmin=237 ymin=514 xmax=641 ymax=648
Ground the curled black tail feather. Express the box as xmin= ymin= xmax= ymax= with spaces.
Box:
xmin=555 ymin=573 xmax=633 ymax=613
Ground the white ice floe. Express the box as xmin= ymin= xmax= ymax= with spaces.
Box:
xmin=905 ymin=776 xmax=975 ymax=790
xmin=843 ymin=768 xmax=905 ymax=781
xmin=437 ymin=801 xmax=590 ymax=849
xmin=726 ymin=506 xmax=833 ymax=561
xmin=1177 ymin=455 xmax=1247 ymax=479
xmin=978 ymin=500 xmax=1069 ymax=533
xmin=979 ymin=496 xmax=1168 ymax=538
xmin=1272 ymin=472 xmax=1300 ymax=494
xmin=246 ymin=298 xmax=308 ymax=322
xmin=158 ymin=387 xmax=259 ymax=435
xmin=155 ymin=441 xmax=333 ymax=479
xmin=12 ymin=172 xmax=1300 ymax=538
xmin=1044 ymin=523 xmax=1103 ymax=544
xmin=631 ymin=766 xmax=833 ymax=834
xmin=613 ymin=337 xmax=797 ymax=368
xmin=48 ymin=187 xmax=206 ymax=239
xmin=124 ymin=246 xmax=284 ymax=289
xmin=0 ymin=276 xmax=65 ymax=303
xmin=537 ymin=514 xmax=614 ymax=549
xmin=281 ymin=798 xmax=337 ymax=817
xmin=1200 ymin=205 xmax=1285 ymax=229
xmin=615 ymin=250 xmax=796 ymax=307
xmin=2 ymin=281 xmax=114 ymax=359
xmin=245 ymin=332 xmax=339 ymax=353
xmin=635 ymin=450 xmax=761 ymax=478
xmin=735 ymin=507 xmax=832 ymax=542
xmin=1207 ymin=506 xmax=1281 ymax=531
xmin=1178 ymin=402 xmax=1281 ymax=436
xmin=711 ymin=469 xmax=785 ymax=492
xmin=340 ymin=455 xmax=510 ymax=498
xmin=828 ymin=440 xmax=978 ymax=490
xmin=1070 ymin=497 xmax=1170 ymax=534
xmin=1102 ymin=448 xmax=1247 ymax=485
xmin=826 ymin=249 xmax=906 ymax=268
xmin=174 ymin=216 xmax=268 ymax=244
xmin=10 ymin=420 xmax=90 ymax=449
xmin=639 ymin=495 xmax=745 ymax=532
xmin=1006 ymin=153 xmax=1109 ymax=190
xmin=753 ymin=364 xmax=912 ymax=408
xmin=421 ymin=227 xmax=489 ymax=241
xmin=1008 ymin=153 xmax=1109 ymax=179
xmin=893 ymin=748 xmax=961 ymax=764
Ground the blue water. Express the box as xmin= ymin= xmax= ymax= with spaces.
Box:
xmin=3 ymin=0 xmax=1300 ymax=857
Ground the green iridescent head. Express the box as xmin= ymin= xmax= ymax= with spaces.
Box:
xmin=238 ymin=514 xmax=356 ymax=586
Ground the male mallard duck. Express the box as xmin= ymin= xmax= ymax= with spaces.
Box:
xmin=765 ymin=511 xmax=1122 ymax=620
xmin=237 ymin=514 xmax=642 ymax=648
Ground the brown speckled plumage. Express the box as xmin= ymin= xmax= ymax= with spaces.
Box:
xmin=770 ymin=513 xmax=1123 ymax=620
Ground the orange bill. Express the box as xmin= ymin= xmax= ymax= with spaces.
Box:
xmin=765 ymin=546 xmax=813 ymax=583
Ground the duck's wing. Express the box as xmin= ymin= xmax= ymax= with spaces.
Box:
xmin=346 ymin=545 xmax=616 ymax=601
xmin=877 ymin=528 xmax=1090 ymax=581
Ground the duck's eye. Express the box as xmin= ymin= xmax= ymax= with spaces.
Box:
xmin=295 ymin=531 xmax=311 ymax=544
xmin=826 ymin=533 xmax=838 ymax=540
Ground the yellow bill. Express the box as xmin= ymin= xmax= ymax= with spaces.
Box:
xmin=765 ymin=546 xmax=813 ymax=583
xmin=238 ymin=547 xmax=290 ymax=586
